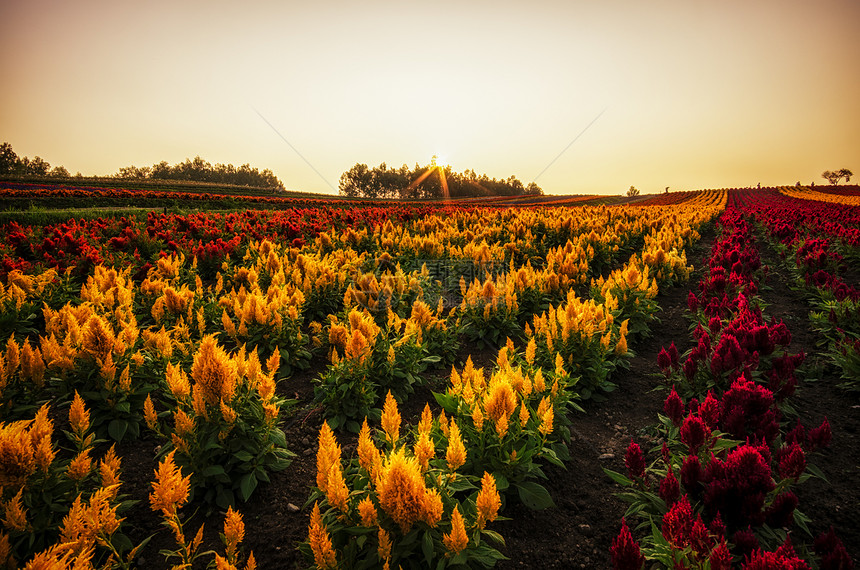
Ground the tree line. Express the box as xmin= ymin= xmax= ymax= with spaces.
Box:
xmin=0 ymin=142 xmax=284 ymax=190
xmin=0 ymin=142 xmax=71 ymax=178
xmin=339 ymin=160 xmax=543 ymax=199
xmin=115 ymin=156 xmax=283 ymax=190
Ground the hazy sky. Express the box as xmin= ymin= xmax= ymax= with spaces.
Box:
xmin=2 ymin=0 xmax=859 ymax=195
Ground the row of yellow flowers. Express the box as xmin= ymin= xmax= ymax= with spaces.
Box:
xmin=0 ymin=197 xmax=726 ymax=567
xmin=779 ymin=185 xmax=860 ymax=206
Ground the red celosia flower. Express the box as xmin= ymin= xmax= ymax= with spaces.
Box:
xmin=708 ymin=316 xmax=722 ymax=335
xmin=807 ymin=417 xmax=832 ymax=451
xmin=659 ymin=468 xmax=679 ymax=505
xmin=814 ymin=527 xmax=854 ymax=570
xmin=667 ymin=342 xmax=679 ymax=366
xmin=657 ymin=347 xmax=672 ymax=374
xmin=683 ymin=358 xmax=698 ymax=381
xmin=719 ymin=377 xmax=779 ymax=444
xmin=709 ymin=539 xmax=732 ymax=570
xmin=784 ymin=420 xmax=806 ymax=447
xmin=688 ymin=291 xmax=699 ymax=312
xmin=661 ymin=494 xmax=693 ymax=548
xmin=765 ymin=491 xmax=798 ymax=529
xmin=610 ymin=518 xmax=645 ymax=570
xmin=709 ymin=510 xmax=726 ymax=539
xmin=777 ymin=442 xmax=806 ymax=481
xmin=689 ymin=514 xmax=712 ymax=555
xmin=680 ymin=414 xmax=709 ymax=455
xmin=664 ymin=387 xmax=685 ymax=427
xmin=743 ymin=543 xmax=811 ymax=570
xmin=681 ymin=455 xmax=702 ymax=495
xmin=699 ymin=391 xmax=721 ymax=429
xmin=625 ymin=439 xmax=646 ymax=480
xmin=732 ymin=527 xmax=759 ymax=559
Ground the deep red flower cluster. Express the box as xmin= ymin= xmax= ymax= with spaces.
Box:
xmin=617 ymin=198 xmax=850 ymax=568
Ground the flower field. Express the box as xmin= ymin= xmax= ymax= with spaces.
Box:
xmin=0 ymin=184 xmax=857 ymax=569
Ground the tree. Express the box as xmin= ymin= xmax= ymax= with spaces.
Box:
xmin=627 ymin=186 xmax=640 ymax=197
xmin=20 ymin=156 xmax=51 ymax=176
xmin=525 ymin=182 xmax=543 ymax=196
xmin=0 ymin=142 xmax=19 ymax=175
xmin=49 ymin=165 xmax=70 ymax=177
xmin=338 ymin=163 xmax=373 ymax=198
xmin=822 ymin=168 xmax=853 ymax=185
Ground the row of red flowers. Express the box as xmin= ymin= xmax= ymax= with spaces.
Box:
xmin=607 ymin=197 xmax=852 ymax=569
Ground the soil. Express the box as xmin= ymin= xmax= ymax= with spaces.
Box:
xmin=113 ymin=225 xmax=860 ymax=569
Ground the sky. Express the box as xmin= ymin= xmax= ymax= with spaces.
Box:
xmin=2 ymin=0 xmax=859 ymax=196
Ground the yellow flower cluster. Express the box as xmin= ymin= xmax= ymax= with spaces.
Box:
xmin=449 ymin=355 xmax=558 ymax=441
xmin=529 ymin=290 xmax=619 ymax=363
xmin=0 ymin=269 xmax=57 ymax=312
xmin=0 ymin=404 xmax=53 ymax=489
xmin=166 ymin=334 xmax=281 ymax=451
xmin=310 ymin=394 xmax=503 ymax=566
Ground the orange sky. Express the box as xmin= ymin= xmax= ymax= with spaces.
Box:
xmin=2 ymin=0 xmax=858 ymax=195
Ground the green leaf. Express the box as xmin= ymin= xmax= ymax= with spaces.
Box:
xmin=108 ymin=419 xmax=128 ymax=442
xmin=239 ymin=473 xmax=258 ymax=502
xmin=541 ymin=447 xmax=565 ymax=469
xmin=516 ymin=481 xmax=555 ymax=510
xmin=203 ymin=465 xmax=227 ymax=478
xmin=422 ymin=531 xmax=434 ymax=567
xmin=603 ymin=468 xmax=634 ymax=487
xmin=805 ymin=463 xmax=828 ymax=483
xmin=234 ymin=450 xmax=254 ymax=462
xmin=551 ymin=442 xmax=570 ymax=461
xmin=481 ymin=529 xmax=505 ymax=546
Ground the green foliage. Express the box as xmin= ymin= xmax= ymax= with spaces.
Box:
xmin=338 ymin=161 xmax=542 ymax=200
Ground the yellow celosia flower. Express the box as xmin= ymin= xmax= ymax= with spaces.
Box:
xmin=539 ymin=406 xmax=554 ymax=436
xmin=2 ymin=488 xmax=28 ymax=532
xmin=533 ymin=368 xmax=546 ymax=392
xmin=519 ymin=403 xmax=530 ymax=428
xmin=442 ymin=506 xmax=469 ymax=555
xmin=316 ymin=421 xmax=341 ymax=493
xmin=191 ymin=335 xmax=237 ymax=406
xmin=377 ymin=527 xmax=392 ymax=562
xmin=525 ymin=338 xmax=536 ymax=366
xmin=20 ymin=340 xmax=46 ymax=388
xmin=413 ymin=430 xmax=435 ymax=472
xmin=380 ymin=391 xmax=400 ymax=447
xmin=80 ymin=314 xmax=117 ymax=362
xmin=325 ymin=462 xmax=349 ymax=514
xmin=173 ymin=409 xmax=195 ymax=439
xmin=143 ymin=395 xmax=158 ymax=431
xmin=69 ymin=391 xmax=90 ymax=437
xmin=376 ymin=448 xmax=443 ymax=533
xmin=357 ymin=419 xmax=381 ymax=478
xmin=67 ymin=449 xmax=93 ymax=481
xmin=308 ymin=502 xmax=337 ymax=570
xmin=118 ymin=364 xmax=131 ymax=392
xmin=357 ymin=496 xmax=377 ymax=526
xmin=445 ymin=421 xmax=467 ymax=471
xmin=471 ymin=404 xmax=484 ymax=433
xmin=149 ymin=450 xmax=190 ymax=518
xmin=165 ymin=362 xmax=191 ymax=400
xmin=4 ymin=336 xmax=20 ymax=374
xmin=495 ymin=414 xmax=509 ymax=439
xmin=220 ymin=400 xmax=238 ymax=426
xmin=99 ymin=444 xmax=122 ymax=491
xmin=476 ymin=472 xmax=501 ymax=529
xmin=483 ymin=380 xmax=516 ymax=424
xmin=223 ymin=506 xmax=244 ymax=559
xmin=438 ymin=410 xmax=449 ymax=437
